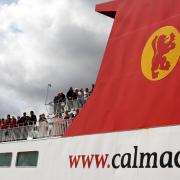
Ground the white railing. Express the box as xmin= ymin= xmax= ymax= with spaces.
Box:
xmin=47 ymin=99 xmax=86 ymax=115
xmin=0 ymin=119 xmax=73 ymax=142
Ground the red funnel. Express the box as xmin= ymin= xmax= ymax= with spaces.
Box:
xmin=65 ymin=0 xmax=180 ymax=137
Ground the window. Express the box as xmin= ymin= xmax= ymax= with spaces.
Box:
xmin=16 ymin=151 xmax=39 ymax=167
xmin=0 ymin=153 xmax=12 ymax=167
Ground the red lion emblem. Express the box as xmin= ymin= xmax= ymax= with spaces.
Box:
xmin=151 ymin=33 xmax=176 ymax=79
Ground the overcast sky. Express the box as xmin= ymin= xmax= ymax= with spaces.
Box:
xmin=0 ymin=0 xmax=113 ymax=118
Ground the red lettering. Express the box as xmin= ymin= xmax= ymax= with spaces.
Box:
xmin=95 ymin=154 xmax=109 ymax=168
xmin=82 ymin=155 xmax=94 ymax=168
xmin=69 ymin=155 xmax=81 ymax=168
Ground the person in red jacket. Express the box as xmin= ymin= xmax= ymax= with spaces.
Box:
xmin=10 ymin=116 xmax=17 ymax=128
xmin=5 ymin=115 xmax=11 ymax=129
xmin=1 ymin=119 xmax=5 ymax=129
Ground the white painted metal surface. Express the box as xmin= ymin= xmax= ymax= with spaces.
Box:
xmin=0 ymin=125 xmax=180 ymax=180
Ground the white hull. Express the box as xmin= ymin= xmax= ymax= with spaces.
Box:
xmin=0 ymin=125 xmax=180 ymax=180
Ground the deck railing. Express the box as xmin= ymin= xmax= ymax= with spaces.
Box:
xmin=0 ymin=119 xmax=73 ymax=142
xmin=47 ymin=99 xmax=86 ymax=115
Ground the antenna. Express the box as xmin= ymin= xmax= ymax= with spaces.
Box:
xmin=45 ymin=83 xmax=53 ymax=115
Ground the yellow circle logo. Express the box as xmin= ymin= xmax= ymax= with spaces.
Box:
xmin=141 ymin=26 xmax=180 ymax=81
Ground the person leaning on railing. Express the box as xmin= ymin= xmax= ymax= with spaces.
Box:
xmin=10 ymin=116 xmax=17 ymax=128
xmin=0 ymin=115 xmax=16 ymax=129
xmin=57 ymin=92 xmax=66 ymax=113
xmin=1 ymin=119 xmax=7 ymax=129
xmin=53 ymin=95 xmax=59 ymax=114
xmin=5 ymin=114 xmax=11 ymax=129
xmin=29 ymin=111 xmax=37 ymax=125
xmin=39 ymin=113 xmax=48 ymax=138
xmin=18 ymin=112 xmax=30 ymax=126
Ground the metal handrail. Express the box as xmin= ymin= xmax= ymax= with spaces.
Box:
xmin=47 ymin=98 xmax=86 ymax=115
xmin=0 ymin=119 xmax=73 ymax=142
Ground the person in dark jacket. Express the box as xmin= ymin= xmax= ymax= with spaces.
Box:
xmin=66 ymin=87 xmax=74 ymax=100
xmin=18 ymin=112 xmax=30 ymax=126
xmin=53 ymin=95 xmax=59 ymax=114
xmin=60 ymin=92 xmax=66 ymax=103
xmin=29 ymin=111 xmax=37 ymax=125
xmin=90 ymin=84 xmax=95 ymax=94
xmin=57 ymin=92 xmax=66 ymax=113
xmin=66 ymin=87 xmax=74 ymax=110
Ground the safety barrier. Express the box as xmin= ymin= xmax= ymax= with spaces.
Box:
xmin=48 ymin=99 xmax=86 ymax=115
xmin=0 ymin=119 xmax=73 ymax=142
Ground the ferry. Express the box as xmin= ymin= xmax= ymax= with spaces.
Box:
xmin=0 ymin=0 xmax=180 ymax=179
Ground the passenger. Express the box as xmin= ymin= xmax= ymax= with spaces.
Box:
xmin=66 ymin=87 xmax=74 ymax=110
xmin=5 ymin=115 xmax=12 ymax=129
xmin=42 ymin=114 xmax=47 ymax=121
xmin=16 ymin=116 xmax=21 ymax=127
xmin=51 ymin=113 xmax=64 ymax=136
xmin=29 ymin=111 xmax=37 ymax=125
xmin=73 ymin=88 xmax=78 ymax=109
xmin=18 ymin=112 xmax=30 ymax=126
xmin=8 ymin=116 xmax=17 ymax=141
xmin=17 ymin=113 xmax=29 ymax=140
xmin=77 ymin=88 xmax=84 ymax=108
xmin=61 ymin=92 xmax=66 ymax=112
xmin=57 ymin=92 xmax=66 ymax=113
xmin=39 ymin=114 xmax=43 ymax=122
xmin=90 ymin=84 xmax=95 ymax=94
xmin=53 ymin=95 xmax=59 ymax=114
xmin=3 ymin=115 xmax=12 ymax=141
xmin=84 ymin=88 xmax=90 ymax=102
xmin=17 ymin=116 xmax=21 ymax=122
xmin=13 ymin=116 xmax=20 ymax=140
xmin=0 ymin=119 xmax=6 ymax=142
xmin=1 ymin=119 xmax=5 ymax=129
xmin=11 ymin=116 xmax=17 ymax=128
xmin=39 ymin=114 xmax=48 ymax=138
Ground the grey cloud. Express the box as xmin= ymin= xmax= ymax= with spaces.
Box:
xmin=0 ymin=96 xmax=21 ymax=118
xmin=0 ymin=0 xmax=113 ymax=118
xmin=60 ymin=24 xmax=105 ymax=61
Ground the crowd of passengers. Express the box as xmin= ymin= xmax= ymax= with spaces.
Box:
xmin=0 ymin=110 xmax=80 ymax=130
xmin=0 ymin=85 xmax=94 ymax=131
xmin=53 ymin=84 xmax=94 ymax=114
xmin=0 ymin=111 xmax=37 ymax=129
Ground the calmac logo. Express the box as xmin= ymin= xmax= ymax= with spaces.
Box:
xmin=141 ymin=26 xmax=180 ymax=81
